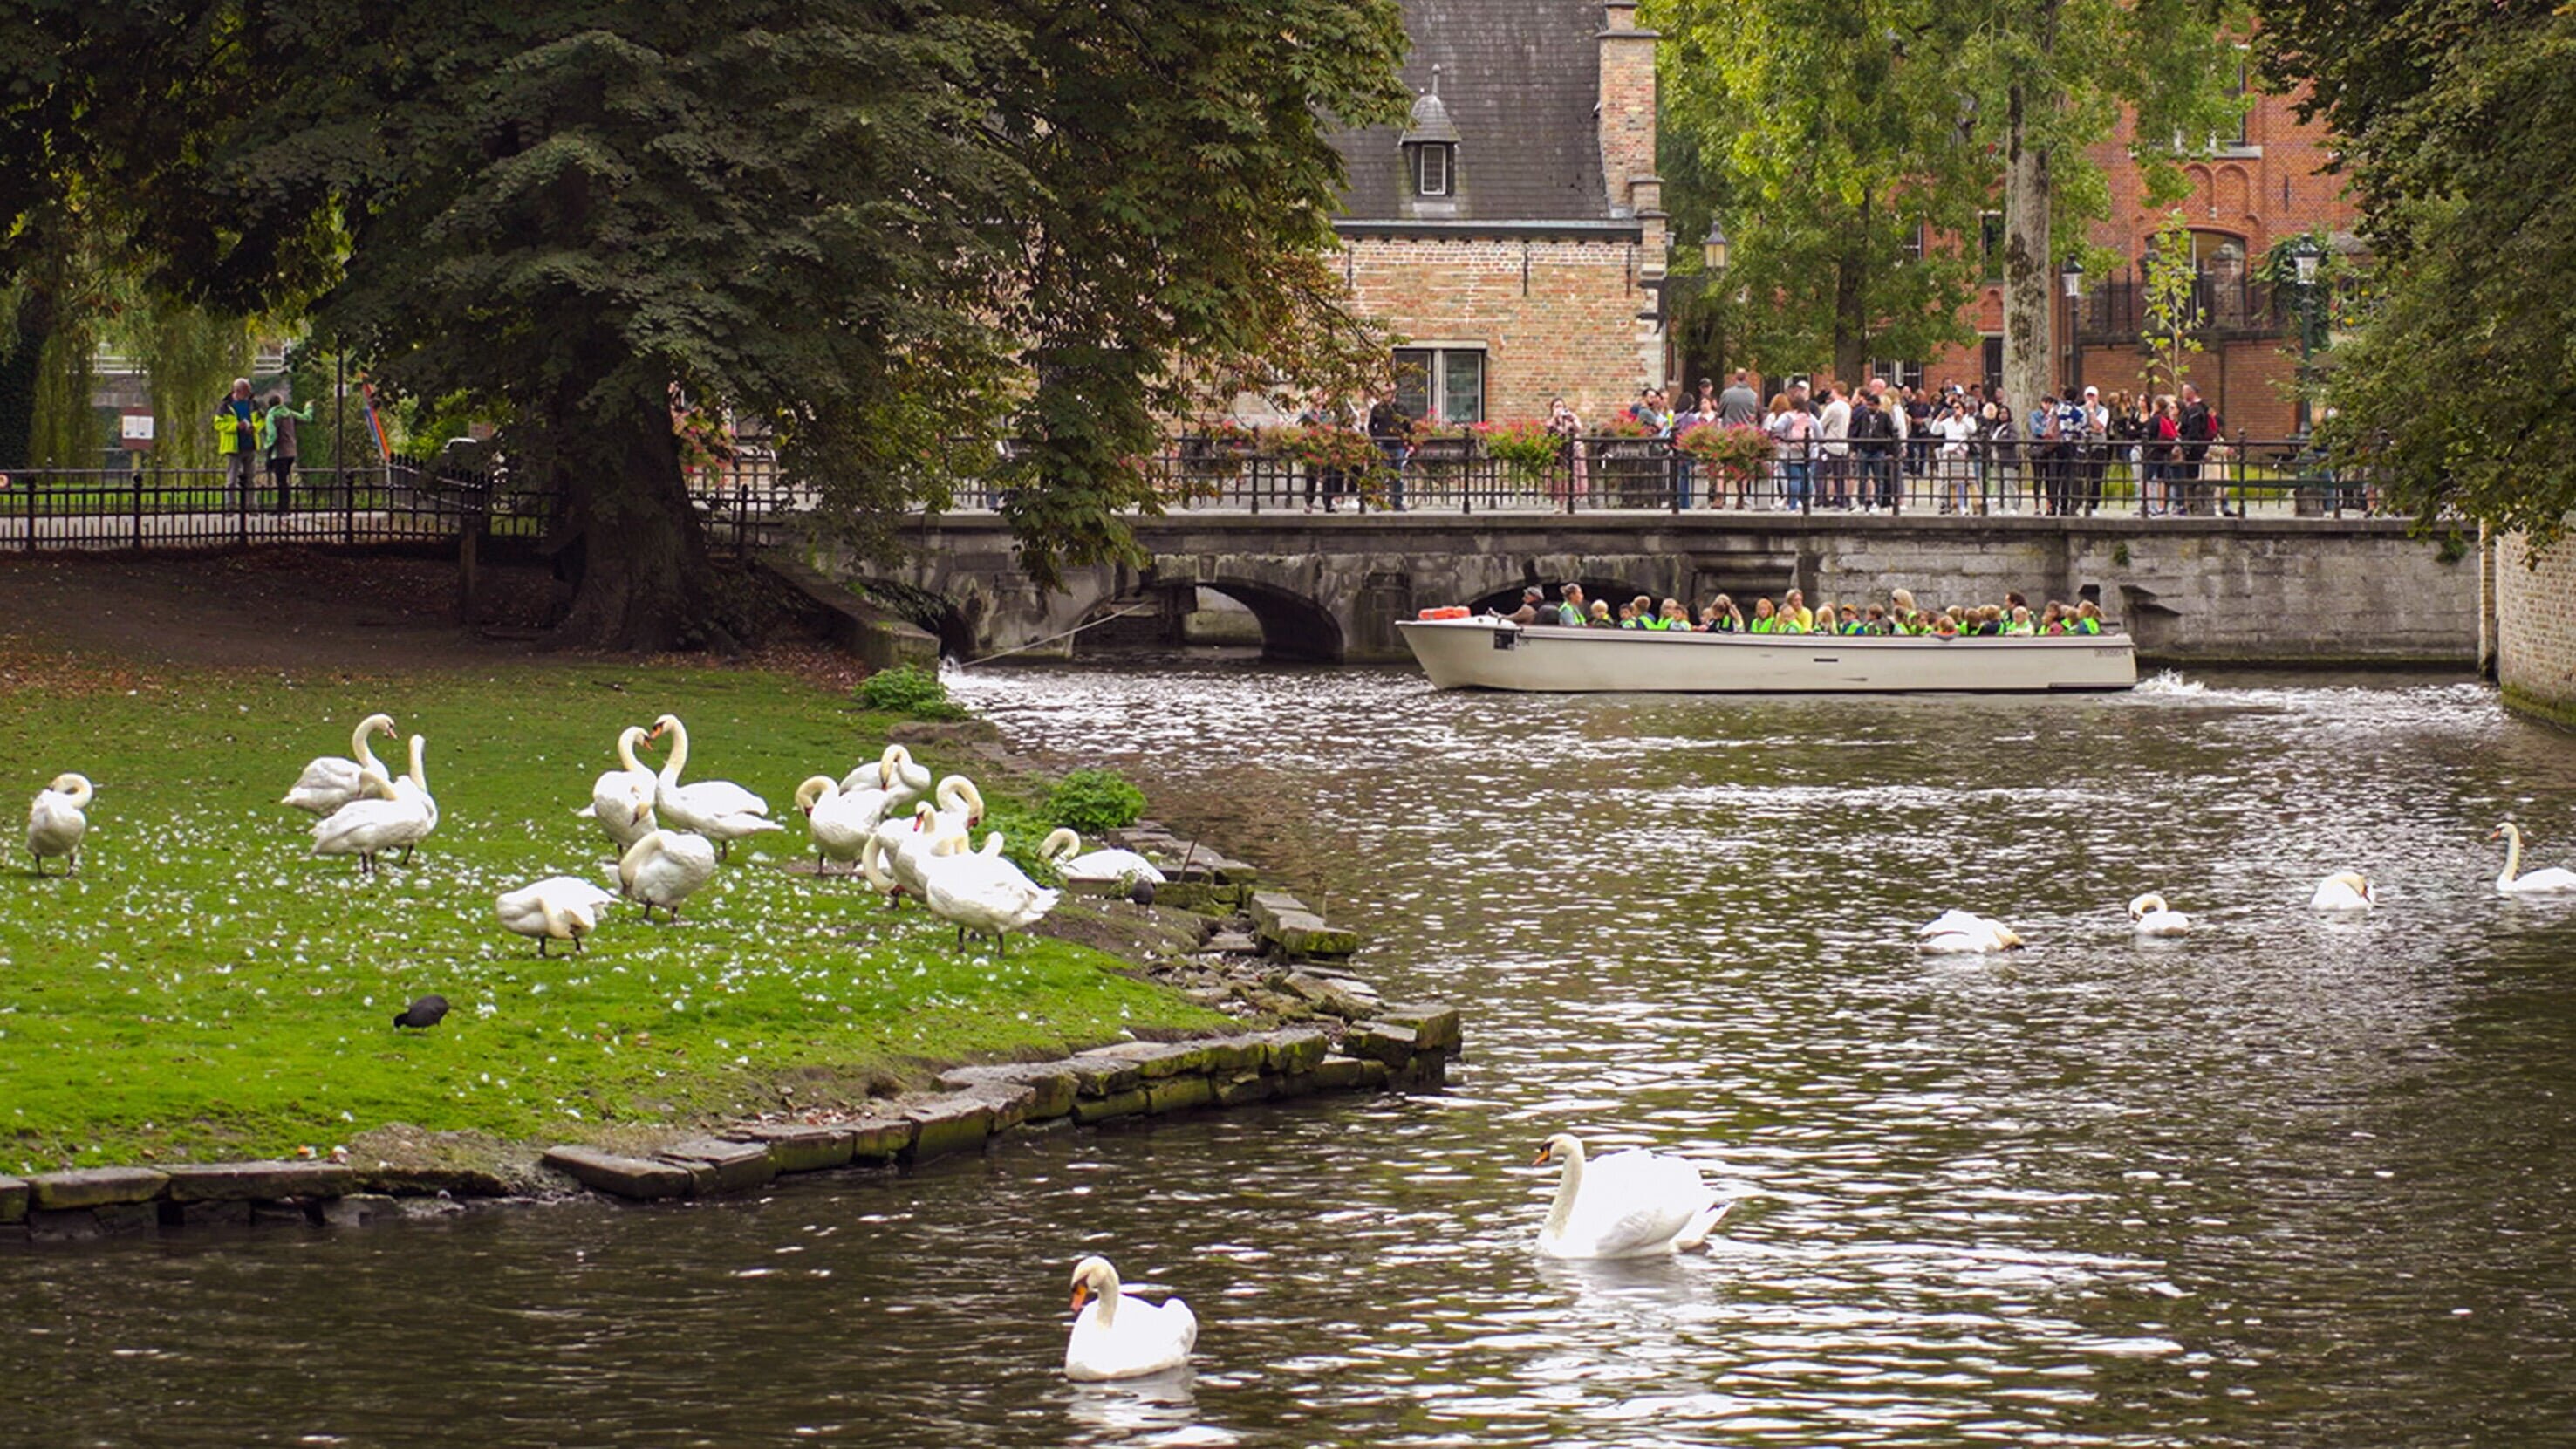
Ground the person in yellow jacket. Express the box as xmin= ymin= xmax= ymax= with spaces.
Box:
xmin=213 ymin=378 xmax=261 ymax=502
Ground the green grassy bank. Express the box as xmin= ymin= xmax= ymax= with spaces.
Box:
xmin=0 ymin=661 xmax=1220 ymax=1175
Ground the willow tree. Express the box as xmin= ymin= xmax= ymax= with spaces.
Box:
xmin=79 ymin=0 xmax=1405 ymax=648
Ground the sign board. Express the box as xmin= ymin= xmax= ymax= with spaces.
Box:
xmin=120 ymin=410 xmax=155 ymax=450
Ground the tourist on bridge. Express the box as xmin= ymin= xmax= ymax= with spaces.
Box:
xmin=263 ymin=393 xmax=316 ymax=514
xmin=1818 ymin=383 xmax=1852 ymax=510
xmin=1718 ymin=369 xmax=1760 ymax=427
xmin=214 ymin=379 xmax=261 ymax=505
xmin=1366 ymin=395 xmax=1411 ymax=513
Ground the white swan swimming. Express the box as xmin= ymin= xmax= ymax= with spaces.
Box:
xmin=1532 ymin=1132 xmax=1731 ymax=1260
xmin=575 ymin=725 xmax=659 ymax=851
xmin=2310 ymin=871 xmax=2375 ymax=912
xmin=310 ymin=764 xmax=432 ymax=877
xmin=26 ymin=772 xmax=93 ymax=877
xmin=2492 ymin=823 xmax=2576 ymax=895
xmin=1064 ymin=1255 xmax=1198 ymax=1382
xmin=840 ymin=743 xmax=932 ymax=810
xmin=1916 ymin=909 xmax=2026 ymax=954
xmin=280 ymin=713 xmax=397 ymax=815
xmin=646 ymin=714 xmax=782 ymax=859
xmin=495 ymin=875 xmax=618 ymax=955
xmin=795 ymin=775 xmax=893 ymax=875
xmin=1038 ymin=828 xmax=1168 ymax=886
xmin=616 ymin=816 xmax=721 ymax=923
xmin=2128 ymin=892 xmax=2193 ymax=936
xmin=921 ymin=830 xmax=1060 ymax=952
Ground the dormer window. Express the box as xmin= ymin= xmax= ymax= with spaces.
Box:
xmin=1400 ymin=66 xmax=1460 ymax=202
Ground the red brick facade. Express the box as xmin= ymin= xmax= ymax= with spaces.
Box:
xmin=1925 ymin=85 xmax=2361 ymax=438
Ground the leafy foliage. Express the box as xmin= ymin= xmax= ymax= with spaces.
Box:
xmin=1475 ymin=420 xmax=1568 ymax=481
xmin=2256 ymin=0 xmax=2576 ymax=543
xmin=1673 ymin=423 xmax=1778 ymax=482
xmin=1047 ymin=769 xmax=1147 ymax=837
xmin=2140 ymin=210 xmax=2205 ymax=395
xmin=853 ymin=664 xmax=966 ymax=721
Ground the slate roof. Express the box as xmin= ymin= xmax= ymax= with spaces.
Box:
xmin=1330 ymin=0 xmax=1612 ymax=225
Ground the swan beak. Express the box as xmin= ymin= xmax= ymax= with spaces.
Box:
xmin=1070 ymin=1285 xmax=1090 ymax=1312
xmin=2489 ymin=827 xmax=2503 ymax=841
xmin=1530 ymin=1145 xmax=1552 ymax=1166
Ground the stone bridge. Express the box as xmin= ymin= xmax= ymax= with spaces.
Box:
xmin=804 ymin=512 xmax=2479 ymax=666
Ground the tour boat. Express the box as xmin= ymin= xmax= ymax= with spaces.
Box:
xmin=1397 ymin=617 xmax=2136 ymax=694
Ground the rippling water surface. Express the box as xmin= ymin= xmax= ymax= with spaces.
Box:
xmin=15 ymin=666 xmax=2576 ymax=1446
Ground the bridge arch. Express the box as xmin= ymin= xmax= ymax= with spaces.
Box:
xmin=857 ymin=579 xmax=978 ymax=660
xmin=1194 ymin=579 xmax=1343 ymax=662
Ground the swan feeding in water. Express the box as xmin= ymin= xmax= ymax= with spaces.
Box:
xmin=615 ymin=810 xmax=721 ymax=924
xmin=1064 ymin=1255 xmax=1198 ymax=1382
xmin=921 ymin=829 xmax=1059 ymax=952
xmin=2310 ymin=871 xmax=2376 ymax=912
xmin=646 ymin=714 xmax=782 ymax=859
xmin=576 ymin=725 xmax=659 ymax=851
xmin=496 ymin=875 xmax=619 ymax=954
xmin=1531 ymin=1132 xmax=1731 ymax=1260
xmin=280 ymin=713 xmax=397 ymax=815
xmin=1915 ymin=909 xmax=2026 ymax=954
xmin=1038 ymin=828 xmax=1168 ymax=886
xmin=2128 ymin=892 xmax=2193 ymax=937
xmin=26 ymin=772 xmax=93 ymax=877
xmin=2491 ymin=823 xmax=2576 ymax=895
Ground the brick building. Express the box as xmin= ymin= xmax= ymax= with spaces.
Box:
xmin=1321 ymin=0 xmax=1666 ymax=427
xmin=1921 ymin=83 xmax=2361 ymax=438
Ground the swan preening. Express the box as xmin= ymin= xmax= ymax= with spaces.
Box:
xmin=1039 ymin=828 xmax=1167 ymax=886
xmin=617 ymin=809 xmax=721 ymax=923
xmin=841 ymin=744 xmax=932 ymax=810
xmin=310 ymin=735 xmax=436 ymax=875
xmin=1916 ymin=910 xmax=2025 ymax=954
xmin=1064 ymin=1256 xmax=1198 ymax=1381
xmin=281 ymin=713 xmax=397 ymax=815
xmin=647 ymin=714 xmax=782 ymax=859
xmin=2128 ymin=892 xmax=2193 ymax=936
xmin=26 ymin=772 xmax=93 ymax=877
xmin=859 ymin=778 xmax=985 ymax=906
xmin=496 ymin=875 xmax=618 ymax=954
xmin=922 ymin=829 xmax=1060 ymax=951
xmin=2492 ymin=823 xmax=2576 ymax=895
xmin=577 ymin=725 xmax=659 ymax=851
xmin=1533 ymin=1133 xmax=1731 ymax=1260
xmin=2310 ymin=871 xmax=2375 ymax=912
xmin=796 ymin=775 xmax=894 ymax=875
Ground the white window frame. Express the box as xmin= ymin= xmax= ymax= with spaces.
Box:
xmin=1391 ymin=345 xmax=1486 ymax=425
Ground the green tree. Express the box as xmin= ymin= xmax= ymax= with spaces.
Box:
xmin=2138 ymin=208 xmax=2204 ymax=394
xmin=2255 ymin=0 xmax=2575 ymax=542
xmin=1657 ymin=0 xmax=1989 ymax=384
xmin=79 ymin=1 xmax=1404 ymax=648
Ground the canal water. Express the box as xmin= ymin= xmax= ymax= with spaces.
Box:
xmin=13 ymin=666 xmax=2576 ymax=1446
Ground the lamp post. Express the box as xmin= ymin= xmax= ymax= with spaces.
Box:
xmin=2060 ymin=256 xmax=2085 ymax=397
xmin=2288 ymin=235 xmax=2323 ymax=438
xmin=1702 ymin=218 xmax=1731 ymax=273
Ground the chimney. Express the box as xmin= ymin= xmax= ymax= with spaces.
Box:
xmin=1597 ymin=1 xmax=1661 ymax=223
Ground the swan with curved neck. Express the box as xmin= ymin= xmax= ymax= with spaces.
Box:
xmin=2310 ymin=871 xmax=2375 ymax=912
xmin=26 ymin=772 xmax=94 ymax=877
xmin=617 ymin=805 xmax=720 ymax=922
xmin=841 ymin=743 xmax=932 ymax=807
xmin=1064 ymin=1255 xmax=1197 ymax=1381
xmin=281 ymin=713 xmax=399 ymax=814
xmin=1916 ymin=910 xmax=2025 ymax=954
xmin=921 ymin=829 xmax=1059 ymax=951
xmin=2492 ymin=823 xmax=2576 ymax=894
xmin=310 ymin=760 xmax=432 ymax=877
xmin=647 ymin=714 xmax=781 ymax=859
xmin=796 ymin=775 xmax=890 ymax=875
xmin=2128 ymin=892 xmax=2192 ymax=936
xmin=496 ymin=875 xmax=617 ymax=954
xmin=1533 ymin=1131 xmax=1730 ymax=1259
xmin=1038 ymin=828 xmax=1168 ymax=886
xmin=579 ymin=725 xmax=659 ymax=851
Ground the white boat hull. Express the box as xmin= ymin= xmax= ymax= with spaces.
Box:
xmin=1397 ymin=619 xmax=2135 ymax=693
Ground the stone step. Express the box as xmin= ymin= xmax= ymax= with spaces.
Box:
xmin=541 ymin=1145 xmax=695 ymax=1201
xmin=29 ymin=1167 xmax=168 ymax=1211
xmin=163 ymin=1161 xmax=356 ymax=1203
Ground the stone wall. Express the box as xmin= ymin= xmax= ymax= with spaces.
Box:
xmin=2496 ymin=532 xmax=2576 ymax=722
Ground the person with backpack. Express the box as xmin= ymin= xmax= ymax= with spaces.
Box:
xmin=213 ymin=379 xmax=262 ymax=506
xmin=2176 ymin=384 xmax=2215 ymax=516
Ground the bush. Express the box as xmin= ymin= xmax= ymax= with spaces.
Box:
xmin=1048 ymin=768 xmax=1146 ymax=836
xmin=855 ymin=663 xmax=967 ymax=720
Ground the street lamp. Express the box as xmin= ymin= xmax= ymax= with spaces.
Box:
xmin=2060 ymin=256 xmax=2085 ymax=397
xmin=2288 ymin=235 xmax=2325 ymax=437
xmin=1702 ymin=218 xmax=1731 ymax=274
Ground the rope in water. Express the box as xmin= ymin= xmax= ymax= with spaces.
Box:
xmin=955 ymin=602 xmax=1160 ymax=668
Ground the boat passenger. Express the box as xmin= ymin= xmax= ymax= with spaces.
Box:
xmin=1749 ymin=598 xmax=1779 ymax=633
xmin=1839 ymin=605 xmax=1865 ymax=634
xmin=1930 ymin=612 xmax=1960 ymax=639
xmin=1507 ymin=585 xmax=1546 ymax=625
xmin=1702 ymin=594 xmax=1744 ymax=632
xmin=1617 ymin=602 xmax=1641 ymax=627
xmin=1783 ymin=588 xmax=1814 ymax=632
xmin=2073 ymin=600 xmax=2105 ymax=634
xmin=1889 ymin=588 xmax=1918 ymax=632
xmin=1589 ymin=600 xmax=1616 ymax=627
xmin=1975 ymin=605 xmax=2004 ymax=636
xmin=1863 ymin=604 xmax=1889 ymax=634
xmin=2040 ymin=601 xmax=2067 ymax=635
xmin=1630 ymin=594 xmax=1657 ymax=628
xmin=1659 ymin=598 xmax=1691 ymax=629
xmin=2005 ymin=605 xmax=2036 ymax=635
xmin=1554 ymin=584 xmax=1589 ymax=627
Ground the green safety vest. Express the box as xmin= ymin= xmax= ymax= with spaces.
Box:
xmin=2074 ymin=617 xmax=2101 ymax=634
xmin=1751 ymin=618 xmax=1776 ymax=633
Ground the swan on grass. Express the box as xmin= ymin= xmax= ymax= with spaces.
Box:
xmin=1065 ymin=1256 xmax=1197 ymax=1382
xmin=615 ymin=808 xmax=721 ymax=923
xmin=311 ymin=768 xmax=429 ymax=877
xmin=840 ymin=743 xmax=932 ymax=810
xmin=646 ymin=714 xmax=782 ymax=859
xmin=796 ymin=775 xmax=898 ymax=875
xmin=921 ymin=830 xmax=1059 ymax=952
xmin=574 ymin=725 xmax=659 ymax=851
xmin=1532 ymin=1133 xmax=1731 ymax=1260
xmin=26 ymin=772 xmax=93 ymax=877
xmin=2491 ymin=823 xmax=2576 ymax=895
xmin=858 ymin=778 xmax=983 ymax=906
xmin=1916 ymin=909 xmax=2026 ymax=954
xmin=2128 ymin=892 xmax=2193 ymax=937
xmin=1039 ymin=828 xmax=1167 ymax=886
xmin=2310 ymin=871 xmax=2375 ymax=912
xmin=496 ymin=875 xmax=618 ymax=955
xmin=281 ymin=713 xmax=397 ymax=815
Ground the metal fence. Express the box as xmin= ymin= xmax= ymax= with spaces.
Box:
xmin=1107 ymin=431 xmax=2387 ymax=520
xmin=0 ymin=457 xmax=562 ymax=554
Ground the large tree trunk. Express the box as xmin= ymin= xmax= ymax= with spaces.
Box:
xmin=0 ymin=283 xmax=56 ymax=470
xmin=552 ymin=386 xmax=721 ymax=651
xmin=1830 ymin=191 xmax=1873 ymax=386
xmin=2001 ymin=78 xmax=2053 ymax=417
